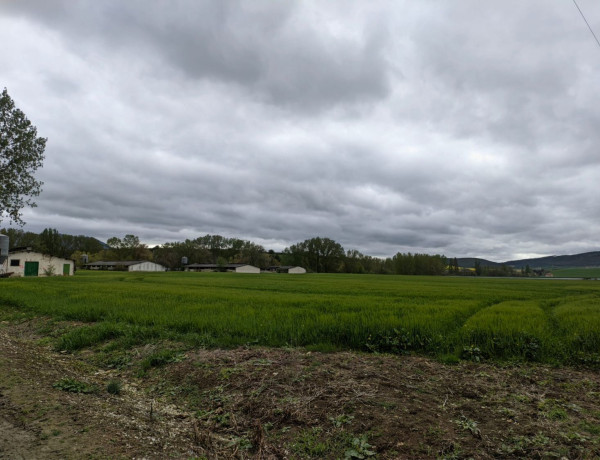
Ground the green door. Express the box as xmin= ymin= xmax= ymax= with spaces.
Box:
xmin=24 ymin=261 xmax=39 ymax=277
xmin=63 ymin=264 xmax=70 ymax=275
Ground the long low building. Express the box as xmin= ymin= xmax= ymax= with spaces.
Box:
xmin=3 ymin=249 xmax=74 ymax=277
xmin=185 ymin=263 xmax=260 ymax=274
xmin=266 ymin=265 xmax=307 ymax=274
xmin=85 ymin=260 xmax=166 ymax=272
xmin=278 ymin=266 xmax=307 ymax=274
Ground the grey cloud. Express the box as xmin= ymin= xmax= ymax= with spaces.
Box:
xmin=3 ymin=1 xmax=600 ymax=260
xmin=2 ymin=1 xmax=391 ymax=112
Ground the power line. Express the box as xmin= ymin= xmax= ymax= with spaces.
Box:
xmin=572 ymin=0 xmax=600 ymax=50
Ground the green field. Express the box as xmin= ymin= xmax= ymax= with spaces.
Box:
xmin=551 ymin=267 xmax=600 ymax=278
xmin=1 ymin=271 xmax=599 ymax=364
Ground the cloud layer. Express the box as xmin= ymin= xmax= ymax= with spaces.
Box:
xmin=2 ymin=0 xmax=600 ymax=260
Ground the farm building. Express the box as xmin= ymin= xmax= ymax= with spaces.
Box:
xmin=266 ymin=265 xmax=307 ymax=274
xmin=279 ymin=266 xmax=307 ymax=274
xmin=85 ymin=260 xmax=166 ymax=272
xmin=2 ymin=248 xmax=74 ymax=277
xmin=186 ymin=263 xmax=260 ymax=274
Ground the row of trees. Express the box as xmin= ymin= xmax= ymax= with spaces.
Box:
xmin=152 ymin=235 xmax=274 ymax=270
xmin=279 ymin=237 xmax=447 ymax=275
xmin=0 ymin=228 xmax=451 ymax=274
xmin=0 ymin=227 xmax=105 ymax=259
xmin=2 ymin=228 xmax=537 ymax=277
xmin=282 ymin=237 xmax=344 ymax=273
xmin=0 ymin=229 xmax=154 ymax=265
xmin=0 ymin=228 xmax=278 ymax=270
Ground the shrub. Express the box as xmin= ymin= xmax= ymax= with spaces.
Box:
xmin=106 ymin=380 xmax=122 ymax=395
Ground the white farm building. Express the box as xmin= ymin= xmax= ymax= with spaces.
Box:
xmin=266 ymin=265 xmax=307 ymax=274
xmin=185 ymin=263 xmax=260 ymax=273
xmin=85 ymin=260 xmax=166 ymax=272
xmin=2 ymin=249 xmax=74 ymax=277
xmin=281 ymin=266 xmax=307 ymax=274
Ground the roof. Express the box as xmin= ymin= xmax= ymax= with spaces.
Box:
xmin=9 ymin=246 xmax=34 ymax=253
xmin=8 ymin=249 xmax=75 ymax=263
xmin=85 ymin=260 xmax=158 ymax=267
xmin=186 ymin=263 xmax=254 ymax=269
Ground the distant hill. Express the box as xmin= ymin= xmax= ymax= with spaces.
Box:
xmin=457 ymin=251 xmax=600 ymax=270
xmin=504 ymin=251 xmax=600 ymax=269
xmin=456 ymin=257 xmax=501 ymax=269
xmin=94 ymin=238 xmax=110 ymax=250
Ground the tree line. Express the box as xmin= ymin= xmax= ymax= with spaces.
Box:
xmin=1 ymin=227 xmax=105 ymax=259
xmin=1 ymin=228 xmax=536 ymax=276
xmin=0 ymin=228 xmax=451 ymax=275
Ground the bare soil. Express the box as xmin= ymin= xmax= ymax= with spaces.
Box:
xmin=0 ymin=318 xmax=599 ymax=459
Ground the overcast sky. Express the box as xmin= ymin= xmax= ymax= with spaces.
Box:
xmin=2 ymin=1 xmax=600 ymax=261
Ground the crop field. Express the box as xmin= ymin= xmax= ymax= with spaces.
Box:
xmin=551 ymin=267 xmax=600 ymax=278
xmin=1 ymin=271 xmax=600 ymax=364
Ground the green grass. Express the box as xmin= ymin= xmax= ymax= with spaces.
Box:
xmin=1 ymin=271 xmax=600 ymax=363
xmin=551 ymin=268 xmax=600 ymax=278
xmin=461 ymin=301 xmax=551 ymax=360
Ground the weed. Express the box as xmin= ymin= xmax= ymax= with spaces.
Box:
xmin=252 ymin=358 xmax=273 ymax=366
xmin=53 ymin=378 xmax=97 ymax=394
xmin=425 ymin=426 xmax=444 ymax=441
xmin=538 ymin=398 xmax=568 ymax=420
xmin=499 ymin=432 xmax=550 ymax=456
xmin=579 ymin=420 xmax=600 ymax=435
xmin=330 ymin=414 xmax=355 ymax=428
xmin=202 ymin=385 xmax=229 ymax=405
xmin=513 ymin=393 xmax=531 ymax=403
xmin=91 ymin=350 xmax=131 ymax=369
xmin=437 ymin=441 xmax=463 ymax=460
xmin=437 ymin=353 xmax=460 ymax=364
xmin=106 ymin=380 xmax=122 ymax=395
xmin=139 ymin=349 xmax=184 ymax=374
xmin=226 ymin=435 xmax=252 ymax=450
xmin=213 ymin=412 xmax=231 ymax=427
xmin=366 ymin=327 xmax=435 ymax=355
xmin=344 ymin=434 xmax=376 ymax=459
xmin=219 ymin=367 xmax=241 ymax=380
xmin=460 ymin=345 xmax=483 ymax=362
xmin=292 ymin=427 xmax=329 ymax=457
xmin=455 ymin=415 xmax=481 ymax=438
xmin=498 ymin=407 xmax=517 ymax=420
xmin=548 ymin=408 xmax=568 ymax=420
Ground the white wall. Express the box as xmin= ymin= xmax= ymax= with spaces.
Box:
xmin=4 ymin=251 xmax=74 ymax=277
xmin=288 ymin=266 xmax=307 ymax=274
xmin=235 ymin=265 xmax=260 ymax=274
xmin=128 ymin=261 xmax=166 ymax=272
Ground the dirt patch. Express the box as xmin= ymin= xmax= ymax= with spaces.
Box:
xmin=0 ymin=319 xmax=599 ymax=459
xmin=0 ymin=417 xmax=38 ymax=460
xmin=0 ymin=322 xmax=201 ymax=459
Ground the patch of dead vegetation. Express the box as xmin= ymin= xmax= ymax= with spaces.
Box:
xmin=0 ymin=318 xmax=599 ymax=459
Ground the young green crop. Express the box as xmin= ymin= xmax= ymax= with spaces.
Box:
xmin=1 ymin=272 xmax=599 ymax=364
